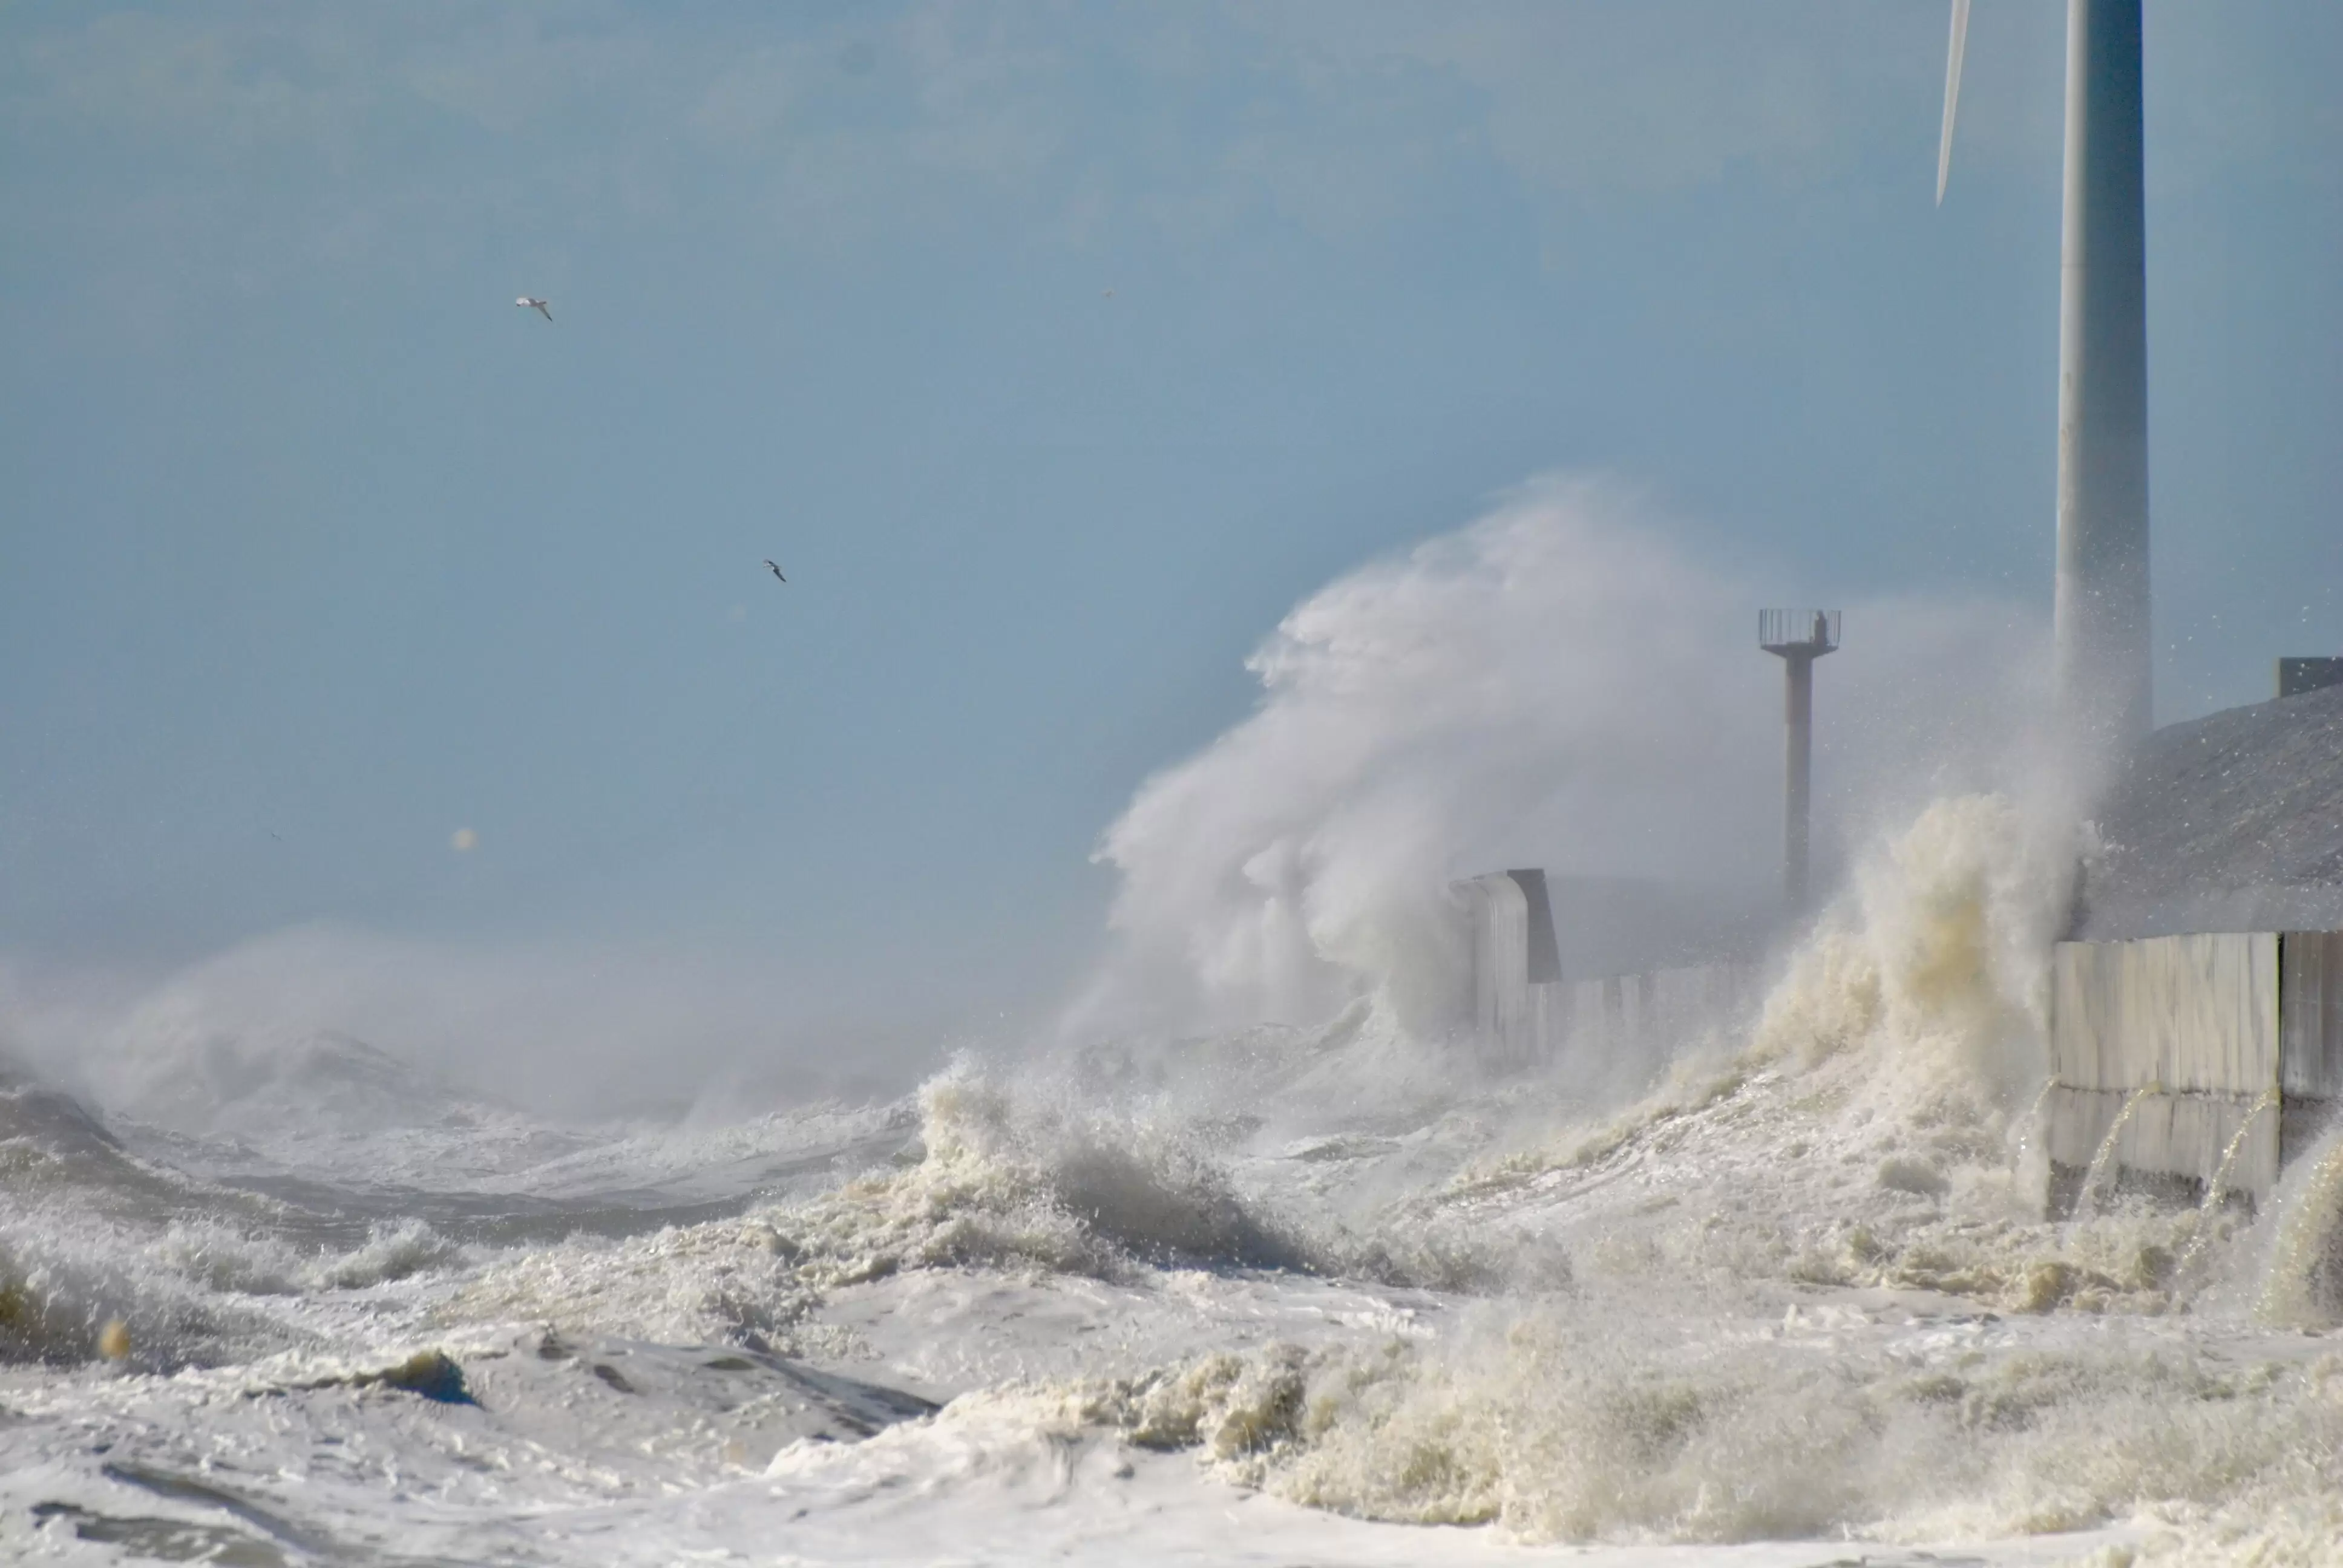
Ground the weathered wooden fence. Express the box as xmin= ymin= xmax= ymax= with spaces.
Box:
xmin=2046 ymin=930 xmax=2343 ymax=1205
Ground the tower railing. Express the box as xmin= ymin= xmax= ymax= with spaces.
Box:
xmin=1759 ymin=609 xmax=1841 ymax=655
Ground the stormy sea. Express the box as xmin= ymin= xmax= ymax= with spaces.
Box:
xmin=2 ymin=792 xmax=2339 ymax=1566
xmin=4 ymin=496 xmax=2339 ymax=1566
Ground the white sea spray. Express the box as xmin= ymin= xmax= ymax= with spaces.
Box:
xmin=2256 ymin=1117 xmax=2343 ymax=1330
xmin=1045 ymin=1315 xmax=2343 ymax=1552
xmin=449 ymin=1215 xmax=827 ymax=1351
xmin=1074 ymin=480 xmax=2046 ymax=1045
xmin=948 ymin=791 xmax=2343 ymax=1560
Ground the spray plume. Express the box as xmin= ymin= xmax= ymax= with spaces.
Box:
xmin=1073 ymin=477 xmax=2049 ymax=1045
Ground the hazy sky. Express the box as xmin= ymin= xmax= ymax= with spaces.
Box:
xmin=3 ymin=2 xmax=2339 ymax=1074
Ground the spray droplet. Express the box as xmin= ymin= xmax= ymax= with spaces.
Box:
xmin=97 ymin=1319 xmax=131 ymax=1360
xmin=451 ymin=828 xmax=479 ymax=853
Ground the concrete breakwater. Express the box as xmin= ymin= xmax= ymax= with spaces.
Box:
xmin=1450 ymin=869 xmax=1760 ymax=1072
xmin=1454 ymin=869 xmax=2341 ymax=1210
xmin=2045 ymin=929 xmax=2342 ymax=1209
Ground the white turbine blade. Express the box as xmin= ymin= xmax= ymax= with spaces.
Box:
xmin=1936 ymin=0 xmax=1970 ymax=205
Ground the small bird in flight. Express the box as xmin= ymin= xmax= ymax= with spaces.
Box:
xmin=764 ymin=560 xmax=787 ymax=583
xmin=517 ymin=296 xmax=552 ymax=321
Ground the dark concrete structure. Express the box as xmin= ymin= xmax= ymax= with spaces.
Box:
xmin=2047 ymin=930 xmax=2340 ymax=1207
xmin=2071 ymin=681 xmax=2343 ymax=943
xmin=2278 ymin=658 xmax=2343 ymax=700
xmin=1452 ymin=868 xmax=1760 ymax=1073
xmin=1760 ymin=610 xmax=1840 ymax=913
xmin=2047 ymin=681 xmax=2343 ymax=1207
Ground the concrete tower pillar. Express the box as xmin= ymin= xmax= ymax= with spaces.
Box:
xmin=2056 ymin=0 xmax=2152 ymax=763
xmin=1784 ymin=652 xmax=1817 ymax=909
xmin=1761 ymin=610 xmax=1840 ymax=913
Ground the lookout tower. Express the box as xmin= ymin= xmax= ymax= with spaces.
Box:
xmin=1760 ymin=610 xmax=1841 ymax=912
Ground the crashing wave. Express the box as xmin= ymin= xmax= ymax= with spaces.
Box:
xmin=759 ymin=1064 xmax=1312 ymax=1287
xmin=991 ymin=789 xmax=2343 ymax=1556
xmin=447 ymin=1215 xmax=827 ymax=1353
xmin=1026 ymin=1319 xmax=2343 ymax=1553
xmin=1429 ymin=795 xmax=2238 ymax=1316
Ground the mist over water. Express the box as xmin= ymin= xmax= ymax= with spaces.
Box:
xmin=4 ymin=480 xmax=2339 ymax=1567
xmin=0 ymin=478 xmax=2052 ymax=1130
xmin=0 ymin=926 xmax=946 ymax=1129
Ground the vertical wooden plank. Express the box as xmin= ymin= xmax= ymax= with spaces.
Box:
xmin=2052 ymin=941 xmax=2109 ymax=1091
xmin=2282 ymin=932 xmax=2343 ymax=1100
xmin=2045 ymin=1085 xmax=2112 ymax=1171
xmin=2328 ymin=932 xmax=2343 ymax=1099
xmin=2102 ymin=939 xmax=2127 ymax=1086
xmin=2324 ymin=930 xmax=2340 ymax=1097
xmin=2040 ymin=933 xmax=2289 ymax=1200
xmin=2050 ymin=944 xmax=2072 ymax=1086
xmin=2129 ymin=941 xmax=2145 ymax=1084
xmin=2281 ymin=933 xmax=2310 ymax=1095
xmin=2249 ymin=931 xmax=2279 ymax=1089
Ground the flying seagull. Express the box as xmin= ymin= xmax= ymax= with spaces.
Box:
xmin=764 ymin=560 xmax=787 ymax=583
xmin=516 ymin=296 xmax=553 ymax=321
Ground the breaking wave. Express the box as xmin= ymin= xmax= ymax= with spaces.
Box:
xmin=942 ymin=788 xmax=2343 ymax=1561
xmin=767 ymin=1063 xmax=1311 ymax=1284
xmin=1060 ymin=1314 xmax=2343 ymax=1554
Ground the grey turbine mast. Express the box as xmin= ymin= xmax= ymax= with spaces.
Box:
xmin=1939 ymin=0 xmax=2151 ymax=767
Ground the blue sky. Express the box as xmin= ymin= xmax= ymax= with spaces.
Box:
xmin=2 ymin=3 xmax=2339 ymax=1081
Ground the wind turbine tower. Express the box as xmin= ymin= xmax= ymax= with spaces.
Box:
xmin=1942 ymin=0 xmax=2152 ymax=766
